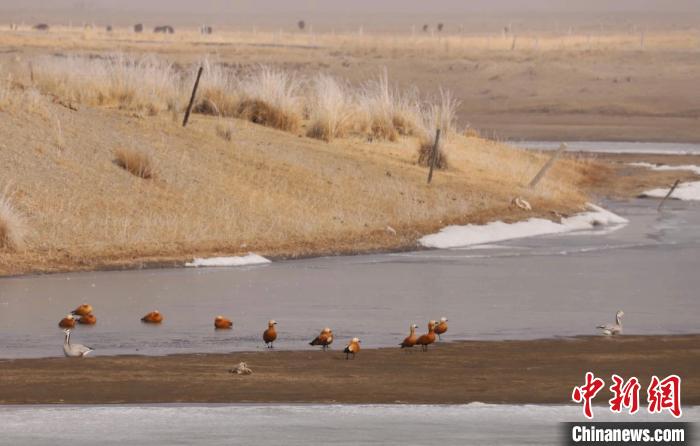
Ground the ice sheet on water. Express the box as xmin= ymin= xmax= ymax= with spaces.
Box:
xmin=0 ymin=404 xmax=696 ymax=446
xmin=185 ymin=253 xmax=271 ymax=267
xmin=628 ymin=162 xmax=700 ymax=175
xmin=641 ymin=181 xmax=700 ymax=201
xmin=419 ymin=204 xmax=628 ymax=249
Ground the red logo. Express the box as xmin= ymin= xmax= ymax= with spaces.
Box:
xmin=572 ymin=373 xmax=682 ymax=419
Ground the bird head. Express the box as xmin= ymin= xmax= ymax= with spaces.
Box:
xmin=269 ymin=320 xmax=277 ymax=326
xmin=440 ymin=317 xmax=448 ymax=322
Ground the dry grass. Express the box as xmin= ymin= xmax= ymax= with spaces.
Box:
xmin=215 ymin=121 xmax=234 ymax=141
xmin=114 ymin=148 xmax=157 ymax=179
xmin=416 ymin=89 xmax=460 ymax=169
xmin=0 ymin=189 xmax=27 ymax=251
xmin=306 ymin=74 xmax=355 ymax=141
xmin=0 ymin=85 xmax=597 ymax=275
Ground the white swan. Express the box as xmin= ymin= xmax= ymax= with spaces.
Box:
xmin=62 ymin=329 xmax=94 ymax=357
xmin=597 ymin=310 xmax=624 ymax=336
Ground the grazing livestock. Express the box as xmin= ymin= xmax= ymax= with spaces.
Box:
xmin=434 ymin=317 xmax=448 ymax=340
xmin=77 ymin=313 xmax=97 ymax=325
xmin=344 ymin=337 xmax=361 ymax=359
xmin=309 ymin=327 xmax=334 ymax=351
xmin=58 ymin=314 xmax=76 ymax=329
xmin=33 ymin=23 xmax=50 ymax=31
xmin=72 ymin=303 xmax=93 ymax=317
xmin=200 ymin=25 xmax=213 ymax=35
xmin=597 ymin=310 xmax=624 ymax=336
xmin=415 ymin=320 xmax=437 ymax=351
xmin=263 ymin=320 xmax=278 ymax=348
xmin=134 ymin=23 xmax=143 ymax=33
xmin=154 ymin=25 xmax=175 ymax=34
xmin=214 ymin=315 xmax=233 ymax=329
xmin=400 ymin=324 xmax=418 ymax=349
xmin=141 ymin=310 xmax=163 ymax=324
xmin=62 ymin=329 xmax=93 ymax=358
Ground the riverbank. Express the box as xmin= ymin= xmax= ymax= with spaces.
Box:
xmin=0 ymin=335 xmax=697 ymax=404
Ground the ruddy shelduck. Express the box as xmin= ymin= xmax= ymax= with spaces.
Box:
xmin=141 ymin=310 xmax=163 ymax=324
xmin=72 ymin=303 xmax=93 ymax=317
xmin=309 ymin=327 xmax=334 ymax=351
xmin=263 ymin=320 xmax=277 ymax=348
xmin=344 ymin=337 xmax=361 ymax=360
xmin=415 ymin=320 xmax=437 ymax=351
xmin=214 ymin=315 xmax=233 ymax=329
xmin=434 ymin=317 xmax=448 ymax=340
xmin=400 ymin=324 xmax=419 ymax=349
xmin=77 ymin=313 xmax=97 ymax=325
xmin=58 ymin=314 xmax=76 ymax=329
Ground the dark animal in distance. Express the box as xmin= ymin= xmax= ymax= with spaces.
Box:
xmin=154 ymin=25 xmax=175 ymax=34
xmin=33 ymin=23 xmax=50 ymax=31
xmin=134 ymin=23 xmax=143 ymax=33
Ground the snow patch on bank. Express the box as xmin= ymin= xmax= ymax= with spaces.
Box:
xmin=628 ymin=162 xmax=700 ymax=175
xmin=641 ymin=181 xmax=700 ymax=201
xmin=186 ymin=253 xmax=271 ymax=267
xmin=419 ymin=204 xmax=628 ymax=249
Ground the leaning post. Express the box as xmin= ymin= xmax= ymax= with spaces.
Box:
xmin=427 ymin=128 xmax=441 ymax=184
xmin=528 ymin=142 xmax=567 ymax=188
xmin=182 ymin=65 xmax=204 ymax=127
xmin=657 ymin=179 xmax=681 ymax=212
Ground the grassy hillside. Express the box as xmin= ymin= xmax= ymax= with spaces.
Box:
xmin=0 ymin=55 xmax=598 ymax=275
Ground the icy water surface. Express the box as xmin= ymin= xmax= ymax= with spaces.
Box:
xmin=0 ymin=404 xmax=696 ymax=446
xmin=1 ymin=198 xmax=698 ymax=358
xmin=514 ymin=140 xmax=700 ymax=155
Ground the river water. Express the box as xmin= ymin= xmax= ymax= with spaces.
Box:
xmin=0 ymin=196 xmax=698 ymax=358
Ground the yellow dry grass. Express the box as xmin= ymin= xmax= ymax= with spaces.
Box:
xmin=0 ymin=80 xmax=596 ymax=275
xmin=114 ymin=148 xmax=157 ymax=179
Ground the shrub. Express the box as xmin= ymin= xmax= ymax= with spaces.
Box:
xmin=237 ymin=66 xmax=302 ymax=132
xmin=306 ymin=74 xmax=355 ymax=141
xmin=114 ymin=148 xmax=156 ymax=179
xmin=0 ymin=190 xmax=27 ymax=251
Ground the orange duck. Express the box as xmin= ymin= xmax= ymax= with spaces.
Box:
xmin=72 ymin=303 xmax=93 ymax=317
xmin=415 ymin=320 xmax=437 ymax=351
xmin=434 ymin=317 xmax=448 ymax=340
xmin=214 ymin=315 xmax=233 ymax=329
xmin=344 ymin=337 xmax=361 ymax=360
xmin=309 ymin=327 xmax=334 ymax=351
xmin=400 ymin=324 xmax=418 ymax=349
xmin=263 ymin=320 xmax=277 ymax=348
xmin=141 ymin=310 xmax=163 ymax=324
xmin=58 ymin=314 xmax=76 ymax=328
xmin=77 ymin=313 xmax=97 ymax=325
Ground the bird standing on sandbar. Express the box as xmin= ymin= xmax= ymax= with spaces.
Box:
xmin=58 ymin=314 xmax=76 ymax=328
xmin=263 ymin=320 xmax=278 ymax=348
xmin=310 ymin=327 xmax=334 ymax=351
xmin=400 ymin=324 xmax=418 ymax=349
xmin=344 ymin=337 xmax=361 ymax=359
xmin=434 ymin=317 xmax=448 ymax=340
xmin=62 ymin=329 xmax=93 ymax=358
xmin=597 ymin=310 xmax=624 ymax=336
xmin=141 ymin=310 xmax=163 ymax=324
xmin=214 ymin=315 xmax=233 ymax=329
xmin=416 ymin=320 xmax=437 ymax=351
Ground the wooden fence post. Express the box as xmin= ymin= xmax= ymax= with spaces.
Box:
xmin=528 ymin=142 xmax=567 ymax=188
xmin=657 ymin=179 xmax=680 ymax=212
xmin=182 ymin=65 xmax=203 ymax=127
xmin=427 ymin=128 xmax=441 ymax=184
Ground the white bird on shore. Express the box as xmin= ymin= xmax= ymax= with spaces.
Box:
xmin=62 ymin=329 xmax=93 ymax=357
xmin=597 ymin=310 xmax=624 ymax=336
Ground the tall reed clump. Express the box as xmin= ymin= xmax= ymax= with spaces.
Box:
xmin=237 ymin=66 xmax=302 ymax=132
xmin=357 ymin=70 xmax=421 ymax=141
xmin=114 ymin=148 xmax=157 ymax=179
xmin=193 ymin=59 xmax=238 ymax=117
xmin=306 ymin=74 xmax=356 ymax=141
xmin=416 ymin=88 xmax=460 ymax=169
xmin=32 ymin=54 xmax=181 ymax=114
xmin=0 ymin=189 xmax=27 ymax=251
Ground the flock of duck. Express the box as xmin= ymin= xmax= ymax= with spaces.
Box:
xmin=59 ymin=304 xmax=625 ymax=359
xmin=58 ymin=303 xmax=451 ymax=359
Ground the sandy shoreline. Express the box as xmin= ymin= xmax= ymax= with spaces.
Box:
xmin=1 ymin=335 xmax=697 ymax=405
